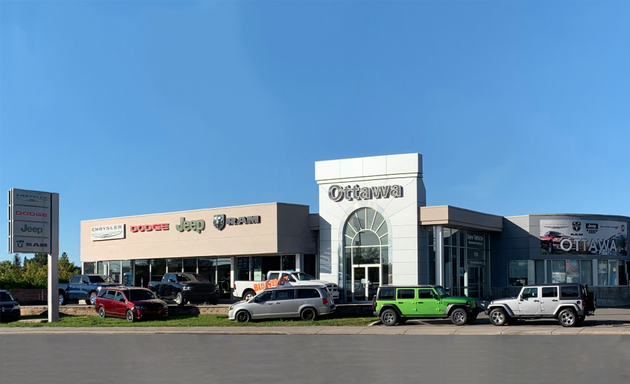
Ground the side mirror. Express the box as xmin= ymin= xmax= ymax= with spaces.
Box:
xmin=519 ymin=294 xmax=523 ymax=301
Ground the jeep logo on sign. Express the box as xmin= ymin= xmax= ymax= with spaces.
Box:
xmin=213 ymin=214 xmax=226 ymax=231
xmin=175 ymin=217 xmax=206 ymax=234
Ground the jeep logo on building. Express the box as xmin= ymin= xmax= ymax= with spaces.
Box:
xmin=175 ymin=217 xmax=206 ymax=234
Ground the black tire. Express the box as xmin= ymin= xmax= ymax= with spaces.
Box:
xmin=59 ymin=292 xmax=67 ymax=306
xmin=175 ymin=292 xmax=186 ymax=306
xmin=489 ymin=307 xmax=509 ymax=326
xmin=243 ymin=290 xmax=255 ymax=301
xmin=126 ymin=310 xmax=135 ymax=323
xmin=88 ymin=291 xmax=98 ymax=306
xmin=576 ymin=315 xmax=586 ymax=325
xmin=300 ymin=308 xmax=317 ymax=321
xmin=450 ymin=308 xmax=468 ymax=326
xmin=380 ymin=308 xmax=399 ymax=326
xmin=235 ymin=310 xmax=251 ymax=323
xmin=98 ymin=306 xmax=106 ymax=319
xmin=558 ymin=308 xmax=577 ymax=327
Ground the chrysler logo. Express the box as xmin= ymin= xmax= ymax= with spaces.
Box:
xmin=213 ymin=214 xmax=226 ymax=231
xmin=92 ymin=231 xmax=123 ymax=239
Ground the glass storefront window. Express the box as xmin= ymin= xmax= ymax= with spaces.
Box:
xmin=281 ymin=255 xmax=296 ymax=271
xmin=580 ymin=260 xmax=592 ymax=285
xmin=597 ymin=260 xmax=608 ymax=286
xmin=237 ymin=257 xmax=249 ymax=281
xmin=198 ymin=258 xmax=215 ymax=282
xmin=109 ymin=261 xmax=121 ymax=282
xmin=83 ymin=262 xmax=95 ymax=274
xmin=183 ymin=258 xmax=197 ymax=273
xmin=135 ymin=260 xmax=150 ymax=288
xmin=167 ymin=258 xmax=182 ymax=273
xmin=609 ymin=260 xmax=618 ymax=285
xmin=508 ymin=260 xmax=528 ymax=286
xmin=151 ymin=259 xmax=166 ymax=282
xmin=122 ymin=260 xmax=132 ymax=286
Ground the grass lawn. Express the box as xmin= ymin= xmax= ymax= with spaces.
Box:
xmin=0 ymin=314 xmax=379 ymax=327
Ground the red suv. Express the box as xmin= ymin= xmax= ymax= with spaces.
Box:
xmin=95 ymin=287 xmax=168 ymax=322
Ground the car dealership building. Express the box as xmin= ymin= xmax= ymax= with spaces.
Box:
xmin=81 ymin=154 xmax=630 ymax=306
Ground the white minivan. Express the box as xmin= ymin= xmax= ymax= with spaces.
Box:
xmin=228 ymin=284 xmax=336 ymax=323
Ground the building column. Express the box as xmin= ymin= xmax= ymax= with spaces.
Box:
xmin=435 ymin=225 xmax=444 ymax=286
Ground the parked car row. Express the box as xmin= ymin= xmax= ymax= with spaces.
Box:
xmin=372 ymin=283 xmax=596 ymax=328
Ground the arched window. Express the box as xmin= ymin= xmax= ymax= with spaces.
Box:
xmin=343 ymin=208 xmax=390 ymax=301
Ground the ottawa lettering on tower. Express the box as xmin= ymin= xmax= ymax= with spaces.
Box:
xmin=327 ymin=184 xmax=403 ymax=202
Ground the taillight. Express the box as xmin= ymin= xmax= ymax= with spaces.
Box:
xmin=581 ymin=300 xmax=585 ymax=306
xmin=233 ymin=283 xmax=236 ymax=290
xmin=322 ymin=298 xmax=329 ymax=305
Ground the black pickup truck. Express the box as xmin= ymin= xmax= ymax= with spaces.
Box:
xmin=59 ymin=274 xmax=123 ymax=305
xmin=148 ymin=273 xmax=219 ymax=306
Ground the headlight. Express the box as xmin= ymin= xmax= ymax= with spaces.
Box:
xmin=13 ymin=304 xmax=20 ymax=310
xmin=135 ymin=305 xmax=146 ymax=310
xmin=183 ymin=286 xmax=192 ymax=290
xmin=229 ymin=305 xmax=234 ymax=310
xmin=163 ymin=305 xmax=168 ymax=309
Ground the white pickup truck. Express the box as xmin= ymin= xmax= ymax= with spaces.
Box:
xmin=233 ymin=271 xmax=339 ymax=301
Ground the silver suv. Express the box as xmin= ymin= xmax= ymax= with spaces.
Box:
xmin=485 ymin=284 xmax=596 ymax=327
xmin=228 ymin=284 xmax=336 ymax=323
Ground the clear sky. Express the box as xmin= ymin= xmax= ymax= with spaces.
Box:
xmin=1 ymin=1 xmax=629 ymax=265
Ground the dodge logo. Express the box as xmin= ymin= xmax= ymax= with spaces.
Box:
xmin=213 ymin=214 xmax=226 ymax=231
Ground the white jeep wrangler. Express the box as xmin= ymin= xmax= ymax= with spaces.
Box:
xmin=485 ymin=284 xmax=596 ymax=327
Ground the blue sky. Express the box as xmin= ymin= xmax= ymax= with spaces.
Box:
xmin=1 ymin=1 xmax=629 ymax=265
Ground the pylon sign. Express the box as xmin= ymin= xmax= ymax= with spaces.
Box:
xmin=8 ymin=188 xmax=58 ymax=254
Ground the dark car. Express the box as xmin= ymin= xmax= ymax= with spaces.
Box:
xmin=0 ymin=290 xmax=21 ymax=322
xmin=95 ymin=287 xmax=168 ymax=322
xmin=148 ymin=273 xmax=219 ymax=306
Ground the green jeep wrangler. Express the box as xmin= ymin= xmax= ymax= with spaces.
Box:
xmin=372 ymin=285 xmax=480 ymax=326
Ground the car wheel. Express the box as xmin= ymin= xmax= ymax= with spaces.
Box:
xmin=558 ymin=308 xmax=577 ymax=327
xmin=175 ymin=292 xmax=185 ymax=306
xmin=59 ymin=293 xmax=67 ymax=306
xmin=235 ymin=310 xmax=251 ymax=323
xmin=89 ymin=291 xmax=98 ymax=306
xmin=450 ymin=308 xmax=468 ymax=326
xmin=489 ymin=308 xmax=508 ymax=326
xmin=300 ymin=308 xmax=317 ymax=321
xmin=380 ymin=308 xmax=398 ymax=326
xmin=126 ymin=310 xmax=135 ymax=323
xmin=243 ymin=290 xmax=255 ymax=301
xmin=98 ymin=306 xmax=106 ymax=319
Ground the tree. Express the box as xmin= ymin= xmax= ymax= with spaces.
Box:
xmin=12 ymin=254 xmax=21 ymax=268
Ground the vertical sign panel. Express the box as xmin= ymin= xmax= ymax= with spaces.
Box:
xmin=8 ymin=188 xmax=54 ymax=254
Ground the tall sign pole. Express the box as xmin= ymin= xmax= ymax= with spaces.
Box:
xmin=8 ymin=189 xmax=60 ymax=322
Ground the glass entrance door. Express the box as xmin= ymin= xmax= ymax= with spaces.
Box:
xmin=352 ymin=265 xmax=380 ymax=302
xmin=467 ymin=266 xmax=482 ymax=298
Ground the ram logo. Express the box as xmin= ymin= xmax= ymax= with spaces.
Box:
xmin=213 ymin=214 xmax=226 ymax=231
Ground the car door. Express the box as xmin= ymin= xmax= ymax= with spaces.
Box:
xmin=249 ymin=291 xmax=274 ymax=319
xmin=101 ymin=290 xmax=117 ymax=317
xmin=539 ymin=286 xmax=559 ymax=316
xmin=112 ymin=291 xmax=127 ymax=317
xmin=67 ymin=275 xmax=81 ymax=300
xmin=271 ymin=289 xmax=298 ymax=318
xmin=395 ymin=288 xmax=416 ymax=316
xmin=416 ymin=288 xmax=442 ymax=316
xmin=517 ymin=287 xmax=541 ymax=315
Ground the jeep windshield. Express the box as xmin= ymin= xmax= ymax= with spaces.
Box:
xmin=434 ymin=286 xmax=449 ymax=297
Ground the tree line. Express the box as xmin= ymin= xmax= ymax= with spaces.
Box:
xmin=0 ymin=253 xmax=81 ymax=289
